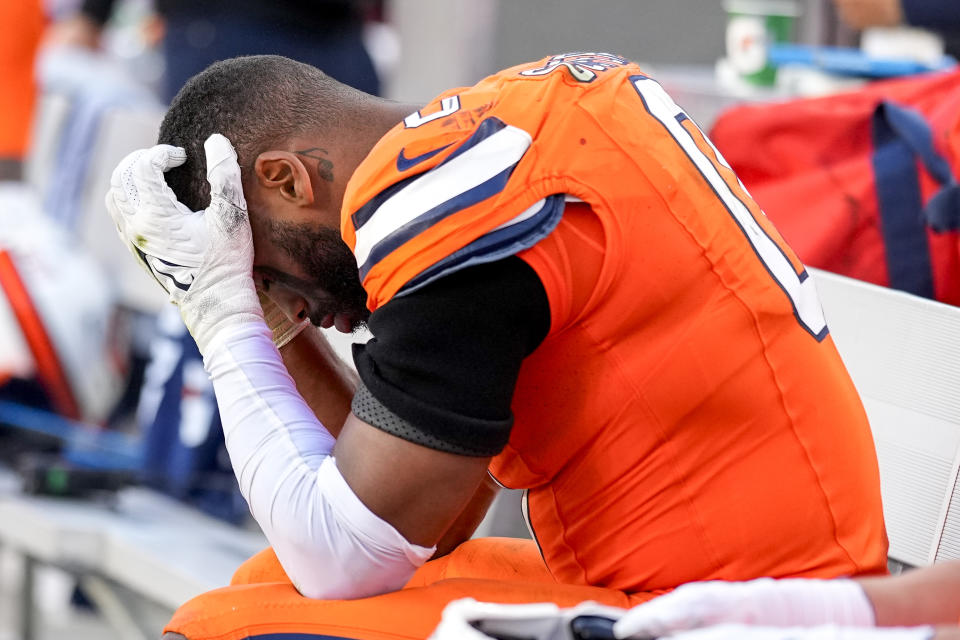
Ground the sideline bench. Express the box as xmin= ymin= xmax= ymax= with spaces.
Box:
xmin=0 ymin=475 xmax=266 ymax=640
xmin=813 ymin=268 xmax=960 ymax=569
xmin=2 ymin=269 xmax=959 ymax=640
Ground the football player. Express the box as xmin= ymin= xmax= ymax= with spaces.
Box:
xmin=107 ymin=53 xmax=887 ymax=639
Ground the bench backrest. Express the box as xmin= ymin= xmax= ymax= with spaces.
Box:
xmin=813 ymin=268 xmax=960 ymax=567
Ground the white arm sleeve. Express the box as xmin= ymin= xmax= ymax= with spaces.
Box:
xmin=204 ymin=322 xmax=436 ymax=600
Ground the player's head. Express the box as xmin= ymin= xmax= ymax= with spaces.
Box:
xmin=159 ymin=55 xmax=379 ymax=330
xmin=159 ymin=55 xmax=357 ymax=211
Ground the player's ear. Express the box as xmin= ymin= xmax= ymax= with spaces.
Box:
xmin=253 ymin=151 xmax=315 ymax=206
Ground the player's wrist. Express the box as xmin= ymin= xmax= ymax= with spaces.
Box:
xmin=184 ymin=281 xmax=264 ymax=355
xmin=200 ymin=317 xmax=275 ymax=369
xmin=746 ymin=578 xmax=875 ymax=627
xmin=613 ymin=577 xmax=875 ymax=639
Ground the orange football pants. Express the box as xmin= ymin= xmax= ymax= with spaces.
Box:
xmin=164 ymin=538 xmax=654 ymax=640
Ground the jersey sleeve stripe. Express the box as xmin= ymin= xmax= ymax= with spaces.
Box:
xmin=432 ymin=116 xmax=510 ymax=164
xmin=350 ymin=172 xmax=423 ymax=231
xmin=396 ymin=194 xmax=566 ymax=297
xmin=352 ymin=119 xmax=533 ymax=271
xmin=351 ymin=119 xmax=515 ymax=232
xmin=358 ymin=163 xmax=518 ymax=280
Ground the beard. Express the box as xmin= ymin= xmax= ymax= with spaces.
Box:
xmin=268 ymin=221 xmax=370 ymax=328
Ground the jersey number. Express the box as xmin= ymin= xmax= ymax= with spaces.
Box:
xmin=630 ymin=75 xmax=827 ymax=340
xmin=404 ymin=96 xmax=462 ymax=128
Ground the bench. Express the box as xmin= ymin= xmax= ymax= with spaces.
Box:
xmin=813 ymin=268 xmax=960 ymax=569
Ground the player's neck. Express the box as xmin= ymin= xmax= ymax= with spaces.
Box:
xmin=357 ymin=99 xmax=421 ymax=151
xmin=334 ymin=98 xmax=420 ymax=183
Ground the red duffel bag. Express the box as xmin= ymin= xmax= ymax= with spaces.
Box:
xmin=710 ymin=69 xmax=960 ymax=304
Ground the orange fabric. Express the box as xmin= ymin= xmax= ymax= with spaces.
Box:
xmin=342 ymin=54 xmax=888 ymax=592
xmin=710 ymin=70 xmax=960 ymax=306
xmin=0 ymin=0 xmax=44 ymax=158
xmin=230 ymin=547 xmax=292 ymax=587
xmin=231 ymin=539 xmax=558 ymax=589
xmin=403 ymin=538 xmax=557 ymax=588
xmin=169 ymin=539 xmax=648 ymax=640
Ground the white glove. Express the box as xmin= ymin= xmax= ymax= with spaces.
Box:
xmin=106 ymin=134 xmax=262 ymax=353
xmin=658 ymin=624 xmax=934 ymax=640
xmin=613 ymin=579 xmax=876 ymax=639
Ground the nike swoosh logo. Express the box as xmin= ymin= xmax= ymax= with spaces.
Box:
xmin=396 ymin=143 xmax=453 ymax=172
xmin=135 ymin=246 xmax=193 ymax=291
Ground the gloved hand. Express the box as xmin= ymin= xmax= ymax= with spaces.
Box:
xmin=652 ymin=624 xmax=934 ymax=640
xmin=612 ymin=579 xmax=876 ymax=640
xmin=427 ymin=598 xmax=930 ymax=640
xmin=106 ymin=134 xmax=262 ymax=354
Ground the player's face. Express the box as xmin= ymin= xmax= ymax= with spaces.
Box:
xmin=253 ymin=219 xmax=370 ymax=333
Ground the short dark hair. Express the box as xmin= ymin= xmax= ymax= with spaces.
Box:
xmin=158 ymin=55 xmax=357 ymax=211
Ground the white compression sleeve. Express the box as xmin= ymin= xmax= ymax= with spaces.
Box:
xmin=204 ymin=322 xmax=435 ymax=599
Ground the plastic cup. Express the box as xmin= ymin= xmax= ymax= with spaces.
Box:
xmin=724 ymin=0 xmax=800 ymax=86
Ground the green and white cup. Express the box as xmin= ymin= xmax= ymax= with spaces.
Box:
xmin=724 ymin=0 xmax=800 ymax=86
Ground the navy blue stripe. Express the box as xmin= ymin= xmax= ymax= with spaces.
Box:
xmin=351 ymin=118 xmax=510 ymax=232
xmin=436 ymin=117 xmax=507 ymax=165
xmin=350 ymin=171 xmax=422 ymax=231
xmin=871 ymin=103 xmax=935 ymax=299
xmin=358 ymin=162 xmax=519 ymax=280
xmin=399 ymin=194 xmax=566 ymax=295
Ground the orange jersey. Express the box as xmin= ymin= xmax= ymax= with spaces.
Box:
xmin=342 ymin=54 xmax=888 ymax=592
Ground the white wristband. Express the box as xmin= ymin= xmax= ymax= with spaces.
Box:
xmin=204 ymin=322 xmax=434 ymax=599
